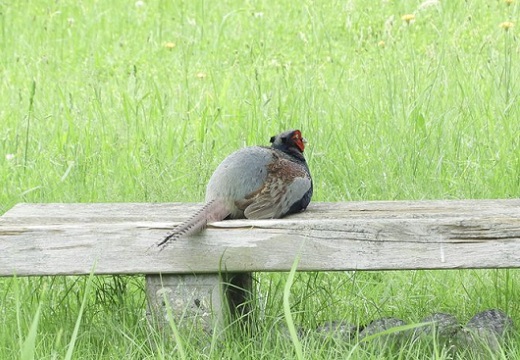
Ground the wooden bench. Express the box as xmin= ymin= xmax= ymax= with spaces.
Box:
xmin=1 ymin=200 xmax=520 ymax=331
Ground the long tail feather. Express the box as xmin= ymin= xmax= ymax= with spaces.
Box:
xmin=156 ymin=199 xmax=230 ymax=251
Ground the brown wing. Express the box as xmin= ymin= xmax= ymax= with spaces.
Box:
xmin=235 ymin=154 xmax=311 ymax=219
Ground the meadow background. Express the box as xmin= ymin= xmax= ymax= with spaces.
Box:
xmin=0 ymin=0 xmax=519 ymax=358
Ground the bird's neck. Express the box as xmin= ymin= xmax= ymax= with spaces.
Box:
xmin=273 ymin=146 xmax=307 ymax=164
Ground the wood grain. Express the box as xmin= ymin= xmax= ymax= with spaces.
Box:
xmin=1 ymin=200 xmax=520 ymax=276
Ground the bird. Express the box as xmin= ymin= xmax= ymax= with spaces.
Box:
xmin=157 ymin=129 xmax=313 ymax=250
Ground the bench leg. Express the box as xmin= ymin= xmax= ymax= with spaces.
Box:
xmin=145 ymin=273 xmax=252 ymax=333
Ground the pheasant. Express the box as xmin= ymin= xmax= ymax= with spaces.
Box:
xmin=157 ymin=129 xmax=313 ymax=250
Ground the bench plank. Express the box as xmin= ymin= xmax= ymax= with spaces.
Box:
xmin=1 ymin=200 xmax=520 ymax=276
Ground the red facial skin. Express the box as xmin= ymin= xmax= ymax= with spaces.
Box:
xmin=291 ymin=130 xmax=305 ymax=152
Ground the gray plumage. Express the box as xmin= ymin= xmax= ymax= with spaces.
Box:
xmin=157 ymin=129 xmax=312 ymax=250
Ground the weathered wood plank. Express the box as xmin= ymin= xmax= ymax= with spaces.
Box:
xmin=1 ymin=200 xmax=520 ymax=276
xmin=2 ymin=200 xmax=520 ymax=223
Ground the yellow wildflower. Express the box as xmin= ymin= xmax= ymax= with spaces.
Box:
xmin=401 ymin=14 xmax=415 ymax=24
xmin=500 ymin=21 xmax=515 ymax=31
xmin=164 ymin=42 xmax=176 ymax=49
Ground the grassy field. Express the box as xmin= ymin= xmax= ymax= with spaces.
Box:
xmin=1 ymin=0 xmax=519 ymax=358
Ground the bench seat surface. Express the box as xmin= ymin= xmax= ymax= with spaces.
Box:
xmin=1 ymin=200 xmax=520 ymax=276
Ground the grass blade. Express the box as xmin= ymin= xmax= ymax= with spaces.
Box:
xmin=283 ymin=255 xmax=303 ymax=360
xmin=163 ymin=290 xmax=187 ymax=360
xmin=20 ymin=304 xmax=42 ymax=360
xmin=64 ymin=274 xmax=94 ymax=360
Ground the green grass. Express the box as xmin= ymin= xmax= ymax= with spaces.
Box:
xmin=0 ymin=0 xmax=519 ymax=358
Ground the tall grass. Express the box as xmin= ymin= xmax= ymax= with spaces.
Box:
xmin=1 ymin=0 xmax=519 ymax=358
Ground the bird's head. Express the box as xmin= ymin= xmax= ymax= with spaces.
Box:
xmin=270 ymin=129 xmax=306 ymax=154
